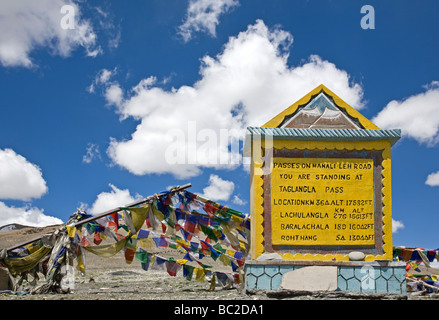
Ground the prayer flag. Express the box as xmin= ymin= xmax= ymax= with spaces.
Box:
xmin=210 ymin=248 xmax=221 ymax=261
xmin=165 ymin=260 xmax=181 ymax=276
xmin=76 ymin=253 xmax=85 ymax=273
xmin=195 ymin=268 xmax=206 ymax=282
xmin=152 ymin=236 xmax=168 ymax=248
xmin=139 ymin=238 xmax=154 ymax=250
xmin=213 ymin=243 xmax=226 ymax=254
xmin=183 ymin=264 xmax=195 ymax=280
xmin=124 ymin=248 xmax=135 ymax=264
xmin=110 ymin=212 xmax=119 ymax=229
xmin=200 ymin=240 xmax=211 ymax=254
xmin=209 ymin=272 xmax=216 ymax=291
xmin=219 ymin=253 xmax=231 ymax=267
xmin=135 ymin=249 xmax=152 ymax=271
xmin=67 ymin=225 xmax=76 ymax=238
xmin=177 ymin=258 xmax=188 ymax=265
xmin=93 ymin=232 xmax=103 ymax=245
xmin=150 ymin=255 xmax=166 ymax=270
xmin=137 ymin=229 xmax=150 ymax=239
xmin=80 ymin=236 xmax=90 ymax=247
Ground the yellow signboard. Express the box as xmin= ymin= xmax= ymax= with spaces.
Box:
xmin=271 ymin=158 xmax=375 ymax=246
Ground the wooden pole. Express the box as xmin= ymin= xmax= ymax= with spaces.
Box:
xmin=5 ymin=183 xmax=191 ymax=252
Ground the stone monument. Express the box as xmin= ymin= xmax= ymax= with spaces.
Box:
xmin=243 ymin=84 xmax=406 ymax=294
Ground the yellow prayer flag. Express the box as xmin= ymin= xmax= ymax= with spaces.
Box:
xmin=76 ymin=254 xmax=85 ymax=273
xmin=177 ymin=239 xmax=189 ymax=248
xmin=25 ymin=243 xmax=41 ymax=254
xmin=176 ymin=258 xmax=188 ymax=265
xmin=5 ymin=246 xmax=52 ymax=276
xmin=239 ymin=240 xmax=247 ymax=251
xmin=212 ymin=228 xmax=222 ymax=239
xmin=139 ymin=238 xmax=154 ymax=249
xmin=231 ymin=215 xmax=243 ymax=226
xmin=432 ymin=275 xmax=438 ymax=281
xmin=127 ymin=205 xmax=149 ymax=231
xmin=151 ymin=204 xmax=165 ymax=222
xmin=195 ymin=268 xmax=206 ymax=282
xmin=209 ymin=272 xmax=216 ymax=291
xmin=219 ymin=253 xmax=231 ymax=266
xmin=67 ymin=225 xmax=76 ymax=238
xmin=83 ymin=239 xmax=127 ymax=258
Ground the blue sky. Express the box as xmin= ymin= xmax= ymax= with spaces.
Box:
xmin=0 ymin=0 xmax=438 ymax=250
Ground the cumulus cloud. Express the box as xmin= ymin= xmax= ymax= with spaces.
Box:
xmin=201 ymin=174 xmax=234 ymax=202
xmin=425 ymin=171 xmax=439 ymax=186
xmin=100 ymin=20 xmax=364 ymax=179
xmin=392 ymin=219 xmax=404 ymax=234
xmin=0 ymin=0 xmax=100 ymax=68
xmin=105 ymin=84 xmax=124 ymax=107
xmin=232 ymin=195 xmax=246 ymax=206
xmin=372 ymin=82 xmax=439 ymax=188
xmin=89 ymin=184 xmax=142 ymax=215
xmin=0 ymin=202 xmax=63 ymax=227
xmin=178 ymin=0 xmax=239 ymax=42
xmin=372 ymin=81 xmax=439 ymax=145
xmin=0 ymin=148 xmax=48 ymax=201
xmin=0 ymin=148 xmax=64 ymax=227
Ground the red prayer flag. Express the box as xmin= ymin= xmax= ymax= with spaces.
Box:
xmin=80 ymin=236 xmax=90 ymax=247
xmin=236 ymin=259 xmax=245 ymax=267
xmin=203 ymin=202 xmax=219 ymax=217
xmin=124 ymin=248 xmax=135 ymax=263
xmin=94 ymin=232 xmax=103 ymax=245
xmin=110 ymin=212 xmax=119 ymax=228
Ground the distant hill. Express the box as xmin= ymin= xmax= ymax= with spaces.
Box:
xmin=0 ymin=223 xmax=33 ymax=233
xmin=0 ymin=224 xmax=61 ymax=251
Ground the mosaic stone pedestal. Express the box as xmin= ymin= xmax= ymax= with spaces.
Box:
xmin=245 ymin=260 xmax=407 ymax=295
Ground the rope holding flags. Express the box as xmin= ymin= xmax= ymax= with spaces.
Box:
xmin=0 ymin=184 xmax=250 ymax=294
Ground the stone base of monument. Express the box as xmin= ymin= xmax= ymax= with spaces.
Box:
xmin=245 ymin=260 xmax=407 ymax=295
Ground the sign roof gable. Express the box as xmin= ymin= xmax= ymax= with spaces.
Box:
xmin=262 ymin=84 xmax=380 ymax=129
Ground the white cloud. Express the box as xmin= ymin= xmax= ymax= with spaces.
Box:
xmin=0 ymin=148 xmax=63 ymax=227
xmin=201 ymin=174 xmax=234 ymax=202
xmin=392 ymin=219 xmax=405 ymax=234
xmin=0 ymin=0 xmax=100 ymax=68
xmin=372 ymin=82 xmax=439 ymax=188
xmin=104 ymin=84 xmax=124 ymax=107
xmin=232 ymin=195 xmax=246 ymax=206
xmin=178 ymin=0 xmax=239 ymax=42
xmin=425 ymin=171 xmax=439 ymax=186
xmin=0 ymin=201 xmax=63 ymax=227
xmin=89 ymin=184 xmax=142 ymax=215
xmin=82 ymin=143 xmax=101 ymax=164
xmin=0 ymin=148 xmax=48 ymax=201
xmin=372 ymin=81 xmax=439 ymax=145
xmin=103 ymin=20 xmax=364 ymax=179
xmin=87 ymin=67 xmax=117 ymax=93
